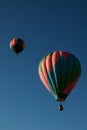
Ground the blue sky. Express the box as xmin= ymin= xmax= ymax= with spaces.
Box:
xmin=0 ymin=0 xmax=87 ymax=130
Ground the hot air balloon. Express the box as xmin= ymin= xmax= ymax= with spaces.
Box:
xmin=38 ymin=51 xmax=81 ymax=111
xmin=10 ymin=38 xmax=25 ymax=54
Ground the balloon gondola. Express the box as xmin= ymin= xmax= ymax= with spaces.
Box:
xmin=38 ymin=51 xmax=81 ymax=111
xmin=58 ymin=103 xmax=64 ymax=111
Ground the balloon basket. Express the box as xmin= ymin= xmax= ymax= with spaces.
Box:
xmin=58 ymin=102 xmax=64 ymax=111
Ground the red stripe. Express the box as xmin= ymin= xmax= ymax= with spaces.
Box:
xmin=61 ymin=51 xmax=69 ymax=60
xmin=63 ymin=79 xmax=79 ymax=95
xmin=42 ymin=59 xmax=48 ymax=79
xmin=52 ymin=51 xmax=60 ymax=66
xmin=46 ymin=55 xmax=53 ymax=72
xmin=39 ymin=71 xmax=50 ymax=92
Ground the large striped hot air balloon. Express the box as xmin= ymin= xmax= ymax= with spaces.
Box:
xmin=38 ymin=51 xmax=81 ymax=111
xmin=10 ymin=38 xmax=25 ymax=54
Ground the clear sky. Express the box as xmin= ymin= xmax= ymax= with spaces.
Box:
xmin=0 ymin=0 xmax=87 ymax=130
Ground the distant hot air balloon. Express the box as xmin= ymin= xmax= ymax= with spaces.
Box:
xmin=38 ymin=51 xmax=81 ymax=111
xmin=10 ymin=38 xmax=25 ymax=54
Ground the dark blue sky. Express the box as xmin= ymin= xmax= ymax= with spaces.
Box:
xmin=0 ymin=0 xmax=87 ymax=130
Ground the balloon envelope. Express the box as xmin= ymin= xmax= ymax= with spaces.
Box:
xmin=38 ymin=51 xmax=81 ymax=101
xmin=10 ymin=38 xmax=25 ymax=54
